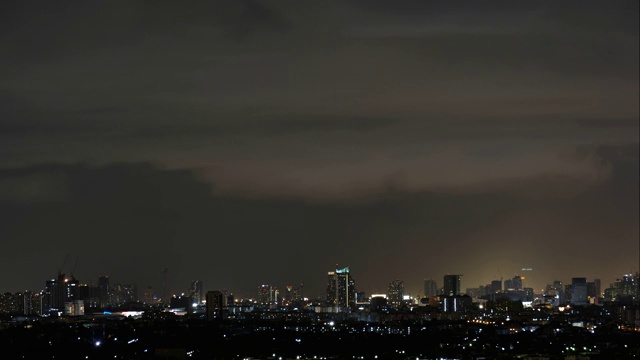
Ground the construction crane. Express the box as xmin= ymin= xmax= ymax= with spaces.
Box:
xmin=70 ymin=256 xmax=79 ymax=280
xmin=58 ymin=254 xmax=69 ymax=276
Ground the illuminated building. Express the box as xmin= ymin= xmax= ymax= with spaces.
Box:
xmin=285 ymin=285 xmax=293 ymax=303
xmin=387 ymin=280 xmax=404 ymax=308
xmin=258 ymin=284 xmax=274 ymax=305
xmin=326 ymin=266 xmax=356 ymax=308
xmin=110 ymin=283 xmax=137 ymax=306
xmin=64 ymin=300 xmax=84 ymax=316
xmin=0 ymin=292 xmax=23 ymax=314
xmin=442 ymin=295 xmax=472 ymax=313
xmin=23 ymin=290 xmax=42 ymax=315
xmin=443 ymin=275 xmax=462 ymax=296
xmin=619 ymin=273 xmax=638 ymax=296
xmin=190 ymin=280 xmax=203 ymax=304
xmin=424 ymin=279 xmax=437 ymax=297
xmin=66 ymin=277 xmax=79 ymax=303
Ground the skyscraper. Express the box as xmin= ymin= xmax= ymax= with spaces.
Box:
xmin=258 ymin=285 xmax=272 ymax=305
xmin=571 ymin=277 xmax=588 ymax=306
xmin=326 ymin=266 xmax=356 ymax=308
xmin=424 ymin=279 xmax=438 ymax=297
xmin=44 ymin=273 xmax=66 ymax=314
xmin=387 ymin=280 xmax=404 ymax=308
xmin=512 ymin=275 xmax=523 ymax=290
xmin=206 ymin=291 xmax=225 ymax=321
xmin=491 ymin=280 xmax=502 ymax=293
xmin=142 ymin=286 xmax=154 ymax=304
xmin=190 ymin=280 xmax=203 ymax=304
xmin=593 ymin=278 xmax=601 ymax=298
xmin=98 ymin=276 xmax=109 ymax=308
xmin=443 ymin=275 xmax=462 ymax=296
xmin=504 ymin=278 xmax=514 ymax=290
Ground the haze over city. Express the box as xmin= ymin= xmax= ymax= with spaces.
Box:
xmin=0 ymin=1 xmax=638 ymax=299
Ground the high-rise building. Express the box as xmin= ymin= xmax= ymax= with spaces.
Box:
xmin=64 ymin=300 xmax=84 ymax=316
xmin=190 ymin=281 xmax=203 ymax=304
xmin=387 ymin=280 xmax=404 ymax=308
xmin=206 ymin=291 xmax=225 ymax=321
xmin=0 ymin=292 xmax=24 ymax=314
xmin=76 ymin=284 xmax=99 ymax=309
xmin=491 ymin=280 xmax=502 ymax=293
xmin=292 ymin=283 xmax=304 ymax=301
xmin=571 ymin=277 xmax=588 ymax=306
xmin=110 ymin=283 xmax=137 ymax=306
xmin=593 ymin=279 xmax=601 ymax=298
xmin=504 ymin=279 xmax=514 ymax=290
xmin=618 ymin=274 xmax=638 ymax=297
xmin=44 ymin=273 xmax=66 ymax=314
xmin=142 ymin=286 xmax=155 ymax=304
xmin=258 ymin=285 xmax=272 ymax=305
xmin=98 ymin=276 xmax=109 ymax=308
xmin=23 ymin=291 xmax=42 ymax=316
xmin=424 ymin=279 xmax=438 ymax=297
xmin=326 ymin=266 xmax=356 ymax=308
xmin=443 ymin=275 xmax=462 ymax=296
xmin=586 ymin=282 xmax=597 ymax=300
xmin=512 ymin=275 xmax=523 ymax=290
xmin=285 ymin=285 xmax=293 ymax=302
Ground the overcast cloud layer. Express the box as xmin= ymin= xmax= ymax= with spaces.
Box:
xmin=0 ymin=1 xmax=638 ymax=296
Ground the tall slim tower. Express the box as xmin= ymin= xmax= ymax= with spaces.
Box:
xmin=162 ymin=268 xmax=170 ymax=305
xmin=98 ymin=276 xmax=109 ymax=308
xmin=190 ymin=280 xmax=203 ymax=304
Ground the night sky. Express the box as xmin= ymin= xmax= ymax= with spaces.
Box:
xmin=1 ymin=1 xmax=638 ymax=298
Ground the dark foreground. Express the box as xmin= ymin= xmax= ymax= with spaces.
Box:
xmin=1 ymin=317 xmax=639 ymax=360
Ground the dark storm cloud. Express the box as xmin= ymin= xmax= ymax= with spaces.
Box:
xmin=0 ymin=1 xmax=637 ymax=294
xmin=0 ymin=147 xmax=636 ymax=295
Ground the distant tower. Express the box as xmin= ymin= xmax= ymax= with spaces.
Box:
xmin=258 ymin=285 xmax=271 ymax=305
xmin=593 ymin=279 xmax=601 ymax=298
xmin=190 ymin=280 xmax=203 ymax=304
xmin=44 ymin=275 xmax=63 ymax=314
xmin=162 ymin=268 xmax=170 ymax=305
xmin=424 ymin=279 xmax=438 ymax=297
xmin=512 ymin=275 xmax=523 ymax=290
xmin=571 ymin=277 xmax=588 ymax=305
xmin=98 ymin=276 xmax=109 ymax=308
xmin=142 ymin=286 xmax=154 ymax=304
xmin=443 ymin=275 xmax=462 ymax=296
xmin=491 ymin=280 xmax=502 ymax=293
xmin=206 ymin=291 xmax=225 ymax=321
xmin=285 ymin=285 xmax=293 ymax=303
xmin=387 ymin=280 xmax=404 ymax=308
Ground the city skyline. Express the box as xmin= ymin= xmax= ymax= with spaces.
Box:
xmin=0 ymin=1 xmax=638 ymax=299
xmin=2 ymin=261 xmax=638 ymax=302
